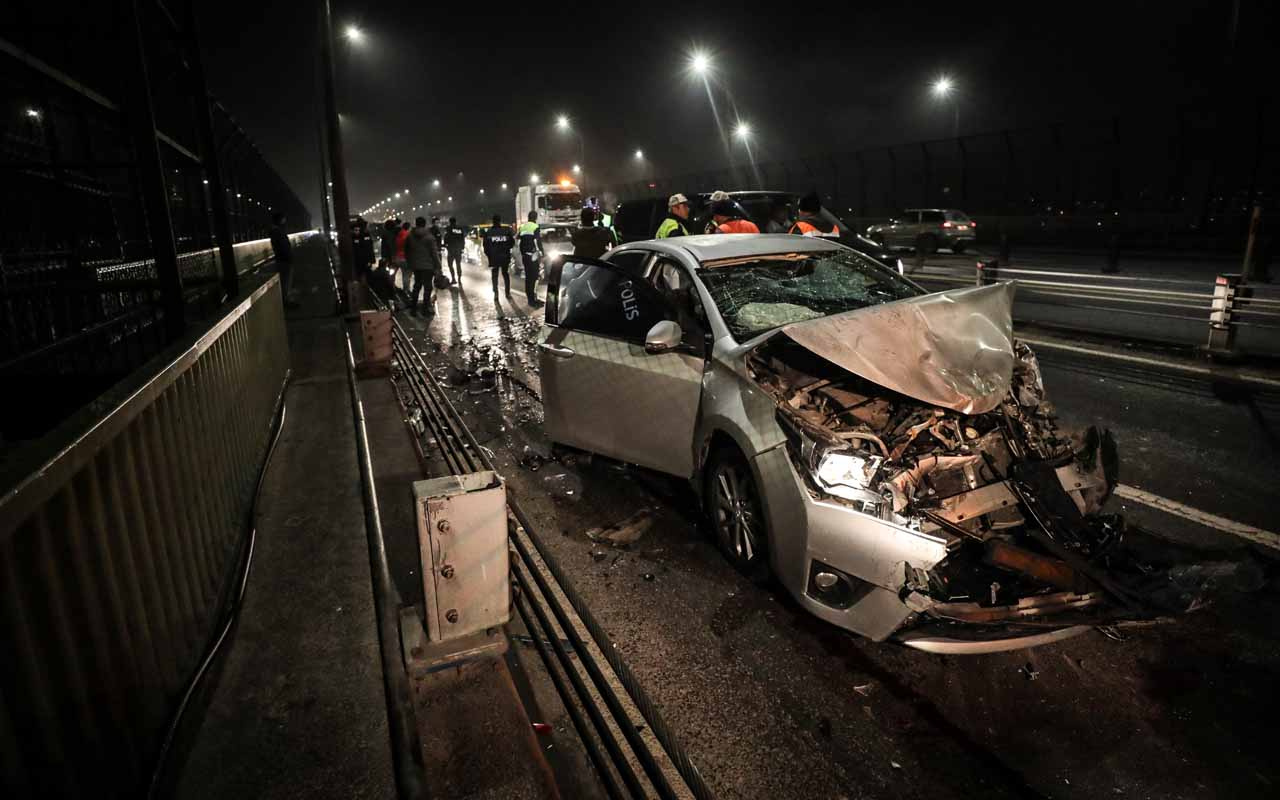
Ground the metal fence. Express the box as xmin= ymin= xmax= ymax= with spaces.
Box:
xmin=594 ymin=103 xmax=1277 ymax=253
xmin=1 ymin=0 xmax=310 ymax=438
xmin=0 ymin=273 xmax=289 ymax=798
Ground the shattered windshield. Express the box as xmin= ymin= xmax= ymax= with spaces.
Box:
xmin=696 ymin=248 xmax=923 ymax=340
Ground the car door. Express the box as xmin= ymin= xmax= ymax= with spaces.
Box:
xmin=539 ymin=256 xmax=705 ymax=477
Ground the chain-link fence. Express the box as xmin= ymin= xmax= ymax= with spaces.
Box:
xmin=1 ymin=0 xmax=309 ymax=438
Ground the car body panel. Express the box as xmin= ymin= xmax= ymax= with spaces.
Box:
xmin=867 ymin=208 xmax=976 ymax=250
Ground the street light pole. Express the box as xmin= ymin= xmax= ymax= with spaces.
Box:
xmin=319 ymin=0 xmax=355 ymax=310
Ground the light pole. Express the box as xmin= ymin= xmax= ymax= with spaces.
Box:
xmin=931 ymin=76 xmax=959 ymax=137
xmin=734 ymin=121 xmax=761 ymax=188
xmin=555 ymin=114 xmax=586 ymax=191
xmin=320 ymin=0 xmax=355 ymax=308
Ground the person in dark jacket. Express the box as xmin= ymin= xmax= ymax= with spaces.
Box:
xmin=352 ymin=216 xmax=375 ymax=276
xmin=269 ymin=213 xmax=299 ymax=308
xmin=443 ymin=216 xmax=467 ymax=286
xmin=405 ymin=216 xmax=443 ymax=315
xmin=571 ymin=207 xmax=614 ymax=258
xmin=482 ymin=214 xmax=515 ymax=302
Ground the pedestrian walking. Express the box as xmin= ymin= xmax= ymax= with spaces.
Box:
xmin=444 ymin=216 xmax=466 ymax=286
xmin=405 ymin=216 xmax=442 ymax=316
xmin=395 ymin=220 xmax=411 ymax=292
xmin=270 ymin=212 xmax=300 ymax=308
xmin=482 ymin=214 xmax=515 ymax=302
xmin=517 ymin=211 xmax=544 ymax=306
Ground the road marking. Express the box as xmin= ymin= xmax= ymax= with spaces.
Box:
xmin=1114 ymin=483 xmax=1280 ymax=551
xmin=1018 ymin=335 xmax=1280 ymax=391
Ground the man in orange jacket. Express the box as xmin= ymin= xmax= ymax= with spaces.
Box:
xmin=710 ymin=198 xmax=760 ymax=234
xmin=789 ymin=192 xmax=840 ymax=238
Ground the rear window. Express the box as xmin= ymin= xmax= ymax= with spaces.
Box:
xmin=944 ymin=210 xmax=971 ymax=222
xmin=921 ymin=211 xmax=945 ymax=223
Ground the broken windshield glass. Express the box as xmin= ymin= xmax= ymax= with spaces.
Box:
xmin=696 ymin=249 xmax=922 ymax=340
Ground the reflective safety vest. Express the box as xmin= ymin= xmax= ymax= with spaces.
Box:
xmin=789 ymin=216 xmax=840 ymax=238
xmin=656 ymin=215 xmax=688 ymax=239
xmin=716 ymin=218 xmax=760 ymax=234
xmin=517 ymin=220 xmax=541 ymax=255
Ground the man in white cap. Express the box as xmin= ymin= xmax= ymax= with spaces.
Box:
xmin=655 ymin=193 xmax=691 ymax=239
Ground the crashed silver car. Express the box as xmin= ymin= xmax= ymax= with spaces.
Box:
xmin=538 ymin=234 xmax=1139 ymax=653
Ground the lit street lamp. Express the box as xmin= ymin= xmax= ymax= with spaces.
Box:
xmin=931 ymin=75 xmax=960 ymax=137
xmin=554 ymin=114 xmax=586 ymax=190
xmin=634 ymin=149 xmax=644 ymax=160
xmin=501 ymin=183 xmax=508 ymax=190
xmin=344 ymin=25 xmax=364 ymax=43
xmin=530 ymin=173 xmax=539 ymax=184
xmin=690 ymin=51 xmax=711 ymax=75
xmin=432 ymin=178 xmax=440 ymax=188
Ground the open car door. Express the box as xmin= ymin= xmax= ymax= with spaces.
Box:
xmin=538 ymin=256 xmax=704 ymax=477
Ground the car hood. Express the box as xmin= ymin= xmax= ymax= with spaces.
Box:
xmin=774 ymin=282 xmax=1016 ymax=414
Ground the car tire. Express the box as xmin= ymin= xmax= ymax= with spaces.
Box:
xmin=704 ymin=446 xmax=771 ymax=584
xmin=951 ymin=241 xmax=966 ymax=254
xmin=916 ymin=233 xmax=938 ymax=256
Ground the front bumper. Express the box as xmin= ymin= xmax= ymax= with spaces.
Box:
xmin=753 ymin=447 xmax=1103 ymax=652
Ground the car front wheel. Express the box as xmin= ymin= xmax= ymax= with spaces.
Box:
xmin=705 ymin=447 xmax=771 ymax=583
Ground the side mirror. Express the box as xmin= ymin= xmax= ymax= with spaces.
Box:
xmin=644 ymin=320 xmax=683 ymax=354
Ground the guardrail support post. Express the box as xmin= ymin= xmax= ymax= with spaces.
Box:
xmin=1104 ymin=233 xmax=1120 ymax=274
xmin=1242 ymin=205 xmax=1263 ymax=282
xmin=1206 ymin=273 xmax=1241 ymax=355
xmin=976 ymin=259 xmax=999 ymax=286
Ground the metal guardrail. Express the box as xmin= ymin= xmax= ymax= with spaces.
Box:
xmin=0 ymin=274 xmax=289 ymax=797
xmin=909 ymin=259 xmax=1280 ymax=353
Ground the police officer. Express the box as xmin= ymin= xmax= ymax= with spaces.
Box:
xmin=656 ymin=193 xmax=690 ymax=238
xmin=517 ymin=211 xmax=543 ymax=307
xmin=789 ymin=192 xmax=841 ymax=237
xmin=443 ymin=216 xmax=466 ymax=286
xmin=482 ymin=214 xmax=515 ymax=302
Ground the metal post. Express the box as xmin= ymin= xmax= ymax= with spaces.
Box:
xmin=1242 ymin=205 xmax=1262 ymax=281
xmin=123 ymin=0 xmax=184 ymax=338
xmin=1207 ymin=273 xmax=1240 ymax=354
xmin=317 ymin=115 xmax=332 ymax=242
xmin=320 ymin=0 xmax=355 ymax=310
xmin=183 ymin=1 xmax=238 ymax=297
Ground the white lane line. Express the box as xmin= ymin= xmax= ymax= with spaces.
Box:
xmin=1017 ymin=335 xmax=1280 ymax=390
xmin=1114 ymin=483 xmax=1280 ymax=551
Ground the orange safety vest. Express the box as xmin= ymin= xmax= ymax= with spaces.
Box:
xmin=716 ymin=218 xmax=761 ymax=234
xmin=790 ymin=217 xmax=840 ymax=238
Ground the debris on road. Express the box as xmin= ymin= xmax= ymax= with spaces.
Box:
xmin=543 ymin=471 xmax=583 ymax=502
xmin=1020 ymin=663 xmax=1041 ymax=681
xmin=585 ymin=508 xmax=656 ymax=548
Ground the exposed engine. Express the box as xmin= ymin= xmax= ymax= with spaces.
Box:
xmin=747 ymin=336 xmax=1133 ymax=625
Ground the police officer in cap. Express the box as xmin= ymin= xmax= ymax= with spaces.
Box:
xmin=517 ymin=211 xmax=543 ymax=306
xmin=443 ymin=216 xmax=466 ymax=287
xmin=656 ymin=193 xmax=691 ymax=238
xmin=789 ymin=192 xmax=841 ymax=238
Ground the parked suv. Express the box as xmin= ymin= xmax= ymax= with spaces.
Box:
xmin=866 ymin=209 xmax=976 ymax=254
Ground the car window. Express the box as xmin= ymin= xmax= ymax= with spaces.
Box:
xmin=649 ymin=258 xmax=708 ymax=345
xmin=696 ymin=248 xmax=923 ymax=340
xmin=921 ymin=210 xmax=945 ymax=223
xmin=604 ymin=249 xmax=650 ymax=276
xmin=554 ymin=259 xmax=675 ymax=341
xmin=944 ymin=210 xmax=971 ymax=222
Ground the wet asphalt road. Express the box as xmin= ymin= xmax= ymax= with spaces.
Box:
xmin=389 ymin=255 xmax=1280 ymax=800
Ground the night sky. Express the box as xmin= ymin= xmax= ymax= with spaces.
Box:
xmin=195 ymin=1 xmax=1272 ymax=224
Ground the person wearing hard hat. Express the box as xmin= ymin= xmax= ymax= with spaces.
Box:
xmin=655 ymin=193 xmax=691 ymax=239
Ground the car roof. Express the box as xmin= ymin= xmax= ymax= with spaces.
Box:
xmin=616 ymin=233 xmax=840 ymax=263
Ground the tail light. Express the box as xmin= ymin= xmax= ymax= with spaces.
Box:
xmin=970 ymin=221 xmax=977 ymax=227
xmin=942 ymin=221 xmax=953 ymax=228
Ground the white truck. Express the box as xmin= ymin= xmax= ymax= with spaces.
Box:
xmin=515 ymin=182 xmax=581 ymax=230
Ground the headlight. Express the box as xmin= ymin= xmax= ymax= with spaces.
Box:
xmin=896 ymin=257 xmax=905 ymax=275
xmin=813 ymin=449 xmax=884 ymax=503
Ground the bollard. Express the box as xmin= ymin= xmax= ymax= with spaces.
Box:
xmin=976 ymin=259 xmax=999 ymax=286
xmin=1103 ymin=233 xmax=1120 ymax=273
xmin=1206 ymin=273 xmax=1241 ymax=355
